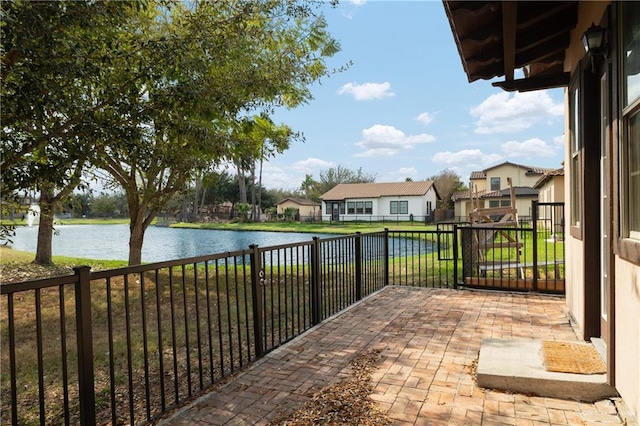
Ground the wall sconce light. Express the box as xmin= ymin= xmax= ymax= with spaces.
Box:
xmin=582 ymin=23 xmax=607 ymax=56
xmin=582 ymin=23 xmax=607 ymax=72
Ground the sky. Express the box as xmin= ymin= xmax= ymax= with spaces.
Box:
xmin=258 ymin=0 xmax=566 ymax=191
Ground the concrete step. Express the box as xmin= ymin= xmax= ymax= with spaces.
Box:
xmin=476 ymin=338 xmax=618 ymax=402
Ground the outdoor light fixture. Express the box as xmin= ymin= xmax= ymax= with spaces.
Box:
xmin=582 ymin=23 xmax=607 ymax=56
xmin=582 ymin=23 xmax=607 ymax=72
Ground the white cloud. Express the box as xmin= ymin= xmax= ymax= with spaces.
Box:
xmin=501 ymin=138 xmax=557 ymax=159
xmin=432 ymin=149 xmax=503 ymax=169
xmin=416 ymin=112 xmax=434 ymax=125
xmin=553 ymin=134 xmax=565 ymax=145
xmin=354 ymin=124 xmax=435 ymax=157
xmin=354 ymin=148 xmax=398 ymax=158
xmin=337 ymin=82 xmax=395 ymax=101
xmin=381 ymin=167 xmax=419 ymax=182
xmin=351 ymin=0 xmax=366 ymax=5
xmin=397 ymin=167 xmax=418 ymax=177
xmin=291 ymin=157 xmax=335 ymax=173
xmin=470 ymin=91 xmax=564 ymax=134
xmin=259 ymin=158 xmax=336 ymax=190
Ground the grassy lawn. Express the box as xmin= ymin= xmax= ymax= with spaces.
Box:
xmin=172 ymin=220 xmax=435 ymax=234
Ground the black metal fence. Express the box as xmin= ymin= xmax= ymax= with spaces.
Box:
xmin=460 ymin=201 xmax=565 ymax=293
xmin=0 ymin=229 xmax=455 ymax=425
xmin=0 ymin=215 xmax=563 ymax=425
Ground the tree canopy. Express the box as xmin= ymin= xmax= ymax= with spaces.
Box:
xmin=428 ymin=169 xmax=467 ymax=209
xmin=302 ymin=165 xmax=377 ymax=202
xmin=1 ymin=0 xmax=344 ymax=265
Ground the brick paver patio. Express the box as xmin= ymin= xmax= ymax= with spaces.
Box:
xmin=160 ymin=286 xmax=629 ymax=425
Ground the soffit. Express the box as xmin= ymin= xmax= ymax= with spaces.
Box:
xmin=443 ymin=1 xmax=579 ymax=92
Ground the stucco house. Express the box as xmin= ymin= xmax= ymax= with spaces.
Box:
xmin=453 ymin=162 xmax=551 ymax=220
xmin=320 ymin=181 xmax=440 ymax=222
xmin=275 ymin=197 xmax=321 ymax=221
xmin=444 ymin=0 xmax=640 ymax=419
xmin=534 ymin=167 xmax=566 ymax=204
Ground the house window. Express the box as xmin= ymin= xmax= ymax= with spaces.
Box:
xmin=490 ymin=177 xmax=500 ymax=191
xmin=622 ymin=2 xmax=640 ymax=243
xmin=347 ymin=202 xmax=355 ymax=214
xmin=364 ymin=201 xmax=372 ymax=214
xmin=500 ymin=200 xmax=511 ymax=207
xmin=390 ymin=201 xmax=408 ymax=214
xmin=489 ymin=200 xmax=499 ymax=208
xmin=569 ymin=75 xmax=582 ymax=237
xmin=356 ymin=201 xmax=364 ymax=214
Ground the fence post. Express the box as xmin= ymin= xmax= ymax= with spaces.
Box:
xmin=310 ymin=237 xmax=322 ymax=325
xmin=355 ymin=232 xmax=362 ymax=300
xmin=249 ymin=245 xmax=265 ymax=358
xmin=531 ymin=200 xmax=539 ymax=291
xmin=383 ymin=228 xmax=389 ymax=287
xmin=453 ymin=225 xmax=459 ymax=288
xmin=74 ymin=266 xmax=96 ymax=425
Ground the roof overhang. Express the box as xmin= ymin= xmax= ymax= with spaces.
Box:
xmin=443 ymin=1 xmax=579 ymax=92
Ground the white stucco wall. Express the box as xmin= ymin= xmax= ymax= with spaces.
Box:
xmin=321 ymin=188 xmax=438 ymax=221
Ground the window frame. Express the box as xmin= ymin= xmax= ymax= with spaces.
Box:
xmin=569 ymin=71 xmax=584 ymax=240
xmin=390 ymin=200 xmax=408 ymax=215
xmin=617 ymin=2 xmax=640 ymax=264
xmin=490 ymin=177 xmax=500 ymax=191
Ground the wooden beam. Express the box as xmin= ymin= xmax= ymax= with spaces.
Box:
xmin=492 ymin=72 xmax=570 ymax=92
xmin=501 ymin=1 xmax=517 ymax=81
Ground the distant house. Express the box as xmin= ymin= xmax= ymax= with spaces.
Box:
xmin=320 ymin=181 xmax=440 ymax=222
xmin=533 ymin=167 xmax=565 ymax=204
xmin=276 ymin=197 xmax=321 ymax=222
xmin=453 ymin=162 xmax=553 ymax=219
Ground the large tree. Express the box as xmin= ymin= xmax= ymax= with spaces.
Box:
xmin=428 ymin=169 xmax=467 ymax=210
xmin=304 ymin=165 xmax=376 ymax=202
xmin=3 ymin=0 xmax=344 ymax=265
xmin=1 ymin=1 xmax=142 ymax=263
xmin=230 ymin=115 xmax=298 ymax=221
xmin=93 ymin=1 xmax=342 ymax=264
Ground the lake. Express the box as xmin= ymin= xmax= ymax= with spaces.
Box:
xmin=8 ymin=224 xmax=337 ymax=263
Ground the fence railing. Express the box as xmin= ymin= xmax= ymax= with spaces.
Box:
xmin=0 ymin=218 xmax=562 ymax=425
xmin=459 ymin=201 xmax=565 ymax=293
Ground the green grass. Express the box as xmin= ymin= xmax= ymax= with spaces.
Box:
xmin=1 ymin=217 xmax=132 ymax=227
xmin=171 ymin=220 xmax=436 ymax=234
xmin=0 ymin=246 xmax=129 ymax=272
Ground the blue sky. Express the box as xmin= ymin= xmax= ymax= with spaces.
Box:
xmin=258 ymin=1 xmax=566 ymax=190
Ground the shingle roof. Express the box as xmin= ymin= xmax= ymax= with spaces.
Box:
xmin=320 ymin=181 xmax=436 ymax=201
xmin=470 ymin=171 xmax=486 ymax=180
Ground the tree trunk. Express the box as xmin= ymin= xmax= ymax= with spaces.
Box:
xmin=250 ymin=161 xmax=257 ymax=221
xmin=257 ymin=157 xmax=264 ymax=221
xmin=129 ymin=206 xmax=146 ymax=266
xmin=236 ymin=161 xmax=247 ymax=204
xmin=34 ymin=187 xmax=55 ymax=265
xmin=193 ymin=177 xmax=201 ymax=222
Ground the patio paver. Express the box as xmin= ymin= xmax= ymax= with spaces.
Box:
xmin=159 ymin=286 xmax=628 ymax=425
